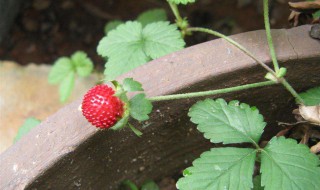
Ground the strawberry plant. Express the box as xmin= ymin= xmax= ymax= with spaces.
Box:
xmin=119 ymin=179 xmax=160 ymax=190
xmin=46 ymin=0 xmax=319 ymax=189
xmin=48 ymin=51 xmax=94 ymax=102
xmin=104 ymin=8 xmax=168 ymax=35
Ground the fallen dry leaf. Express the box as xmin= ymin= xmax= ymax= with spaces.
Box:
xmin=288 ymin=10 xmax=313 ymax=26
xmin=289 ymin=0 xmax=320 ymax=13
xmin=288 ymin=0 xmax=320 ymax=26
xmin=299 ymin=105 xmax=320 ymax=126
xmin=310 ymin=141 xmax=320 ymax=153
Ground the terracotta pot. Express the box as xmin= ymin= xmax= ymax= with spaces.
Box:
xmin=0 ymin=25 xmax=319 ymax=189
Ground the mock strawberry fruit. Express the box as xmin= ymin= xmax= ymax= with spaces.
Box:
xmin=82 ymin=84 xmax=124 ymax=129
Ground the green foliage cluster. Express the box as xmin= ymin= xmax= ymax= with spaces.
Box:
xmin=48 ymin=51 xmax=93 ymax=102
xmin=297 ymin=86 xmax=320 ymax=106
xmin=98 ymin=9 xmax=185 ymax=80
xmin=104 ymin=9 xmax=168 ymax=34
xmin=307 ymin=0 xmax=320 ymax=18
xmin=111 ymin=78 xmax=152 ymax=136
xmin=177 ymin=99 xmax=320 ymax=190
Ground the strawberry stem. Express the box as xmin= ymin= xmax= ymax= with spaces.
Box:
xmin=186 ymin=27 xmax=278 ymax=77
xmin=168 ymin=1 xmax=183 ymax=26
xmin=263 ymin=0 xmax=280 ymax=73
xmin=148 ymin=81 xmax=276 ymax=102
xmin=186 ymin=27 xmax=305 ymax=105
xmin=128 ymin=123 xmax=143 ymax=137
xmin=262 ymin=0 xmax=305 ymax=104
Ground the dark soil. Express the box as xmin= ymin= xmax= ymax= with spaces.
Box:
xmin=0 ymin=0 xmax=292 ymax=71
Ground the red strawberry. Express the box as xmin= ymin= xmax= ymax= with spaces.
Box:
xmin=82 ymin=84 xmax=124 ymax=129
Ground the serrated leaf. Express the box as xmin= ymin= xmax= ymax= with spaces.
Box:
xmin=176 ymin=148 xmax=256 ymax=190
xmin=261 ymin=136 xmax=320 ymax=190
xmin=129 ymin=93 xmax=153 ymax=121
xmin=48 ymin=57 xmax=73 ymax=84
xmin=104 ymin=56 xmax=150 ymax=81
xmin=98 ymin=21 xmax=184 ymax=80
xmin=123 ymin=78 xmax=143 ymax=92
xmin=104 ymin=20 xmax=124 ymax=35
xmin=253 ymin=175 xmax=264 ymax=190
xmin=142 ymin=22 xmax=185 ymax=59
xmin=188 ymin=98 xmax=265 ymax=144
xmin=168 ymin=0 xmax=196 ymax=5
xmin=59 ymin=72 xmax=75 ymax=102
xmin=137 ymin=9 xmax=167 ymax=27
xmin=71 ymin=51 xmax=93 ymax=77
xmin=99 ymin=22 xmax=148 ymax=80
xmin=298 ymin=86 xmax=320 ymax=106
xmin=141 ymin=180 xmax=160 ymax=190
xmin=14 ymin=118 xmax=41 ymax=143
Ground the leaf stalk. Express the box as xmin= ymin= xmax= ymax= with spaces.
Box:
xmin=148 ymin=81 xmax=276 ymax=102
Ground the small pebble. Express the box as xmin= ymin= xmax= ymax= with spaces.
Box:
xmin=310 ymin=24 xmax=320 ymax=40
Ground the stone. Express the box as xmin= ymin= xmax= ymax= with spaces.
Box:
xmin=0 ymin=61 xmax=99 ymax=153
xmin=310 ymin=24 xmax=320 ymax=40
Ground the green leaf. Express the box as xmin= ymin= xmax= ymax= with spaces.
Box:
xmin=313 ymin=10 xmax=320 ymax=19
xmin=261 ymin=136 xmax=320 ymax=190
xmin=297 ymin=86 xmax=320 ymax=106
xmin=137 ymin=9 xmax=167 ymax=27
xmin=104 ymin=20 xmax=124 ymax=35
xmin=129 ymin=93 xmax=153 ymax=121
xmin=188 ymin=98 xmax=265 ymax=144
xmin=59 ymin=72 xmax=75 ymax=102
xmin=14 ymin=118 xmax=41 ymax=142
xmin=176 ymin=148 xmax=256 ymax=190
xmin=111 ymin=108 xmax=130 ymax=130
xmin=123 ymin=78 xmax=143 ymax=92
xmin=128 ymin=123 xmax=143 ymax=137
xmin=306 ymin=0 xmax=320 ymax=18
xmin=142 ymin=21 xmax=185 ymax=59
xmin=119 ymin=180 xmax=139 ymax=190
xmin=168 ymin=0 xmax=196 ymax=5
xmin=141 ymin=180 xmax=160 ymax=190
xmin=98 ymin=21 xmax=185 ymax=81
xmin=253 ymin=175 xmax=264 ymax=190
xmin=71 ymin=51 xmax=93 ymax=77
xmin=48 ymin=57 xmax=73 ymax=84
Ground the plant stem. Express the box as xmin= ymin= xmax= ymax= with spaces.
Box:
xmin=148 ymin=81 xmax=275 ymax=102
xmin=187 ymin=27 xmax=306 ymax=105
xmin=280 ymin=79 xmax=305 ymax=103
xmin=262 ymin=0 xmax=305 ymax=103
xmin=263 ymin=0 xmax=280 ymax=72
xmin=187 ymin=27 xmax=278 ymax=77
xmin=168 ymin=1 xmax=183 ymax=23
